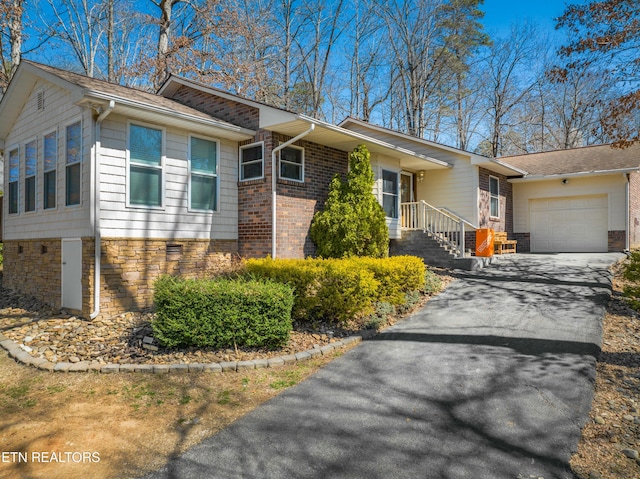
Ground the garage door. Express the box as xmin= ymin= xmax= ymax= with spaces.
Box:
xmin=530 ymin=195 xmax=608 ymax=253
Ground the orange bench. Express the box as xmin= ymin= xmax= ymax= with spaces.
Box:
xmin=494 ymin=231 xmax=517 ymax=254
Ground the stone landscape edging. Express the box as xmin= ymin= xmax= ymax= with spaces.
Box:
xmin=0 ymin=330 xmax=375 ymax=373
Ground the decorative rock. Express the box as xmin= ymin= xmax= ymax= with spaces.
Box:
xmin=622 ymin=448 xmax=639 ymax=460
xmin=594 ymin=416 xmax=606 ymax=425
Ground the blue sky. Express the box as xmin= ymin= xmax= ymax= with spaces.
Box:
xmin=481 ymin=0 xmax=589 ymax=36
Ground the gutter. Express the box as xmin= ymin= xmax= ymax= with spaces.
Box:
xmin=90 ymin=100 xmax=115 ymax=319
xmin=508 ymin=167 xmax=640 ymax=183
xmin=626 ymin=173 xmax=631 ymax=251
xmin=271 ymin=123 xmax=315 ymax=258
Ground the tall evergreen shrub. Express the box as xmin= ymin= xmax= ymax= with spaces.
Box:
xmin=310 ymin=144 xmax=389 ymax=258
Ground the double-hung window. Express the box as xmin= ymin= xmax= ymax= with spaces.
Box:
xmin=129 ymin=123 xmax=163 ymax=207
xmin=382 ymin=169 xmax=399 ymax=218
xmin=189 ymin=136 xmax=218 ymax=211
xmin=279 ymin=146 xmax=304 ymax=182
xmin=66 ymin=121 xmax=82 ymax=206
xmin=43 ymin=131 xmax=57 ymax=209
xmin=239 ymin=142 xmax=263 ymax=181
xmin=24 ymin=140 xmax=37 ymax=212
xmin=489 ymin=176 xmax=500 ymax=218
xmin=8 ymin=148 xmax=19 ymax=214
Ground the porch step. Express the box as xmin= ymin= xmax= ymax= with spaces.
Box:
xmin=390 ymin=230 xmax=493 ymax=271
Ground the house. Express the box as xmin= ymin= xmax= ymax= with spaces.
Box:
xmin=501 ymin=145 xmax=640 ymax=253
xmin=0 ymin=61 xmax=637 ymax=319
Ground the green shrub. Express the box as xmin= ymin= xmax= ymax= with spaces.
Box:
xmin=310 ymin=144 xmax=389 ymax=258
xmin=423 ymin=268 xmax=444 ymax=295
xmin=245 ymin=256 xmax=426 ymax=323
xmin=623 ymin=251 xmax=640 ymax=310
xmin=152 ymin=276 xmax=294 ymax=349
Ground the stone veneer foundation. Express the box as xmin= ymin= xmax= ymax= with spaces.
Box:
xmin=3 ymin=238 xmax=239 ymax=318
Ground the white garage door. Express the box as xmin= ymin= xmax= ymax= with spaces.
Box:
xmin=530 ymin=195 xmax=608 ymax=253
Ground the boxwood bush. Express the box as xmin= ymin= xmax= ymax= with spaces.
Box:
xmin=245 ymin=255 xmax=426 ymax=323
xmin=152 ymin=276 xmax=294 ymax=349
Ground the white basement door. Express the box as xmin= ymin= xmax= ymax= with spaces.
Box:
xmin=530 ymin=195 xmax=608 ymax=253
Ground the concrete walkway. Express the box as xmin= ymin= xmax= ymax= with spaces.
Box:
xmin=143 ymin=253 xmax=623 ymax=479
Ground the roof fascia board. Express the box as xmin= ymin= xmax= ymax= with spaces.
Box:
xmin=508 ymin=167 xmax=640 ymax=183
xmin=340 ymin=117 xmax=478 ymax=159
xmin=80 ymin=91 xmax=256 ymax=138
xmin=297 ymin=115 xmax=451 ymax=168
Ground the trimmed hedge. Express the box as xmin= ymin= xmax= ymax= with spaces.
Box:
xmin=152 ymin=276 xmax=294 ymax=349
xmin=245 ymin=256 xmax=425 ymax=323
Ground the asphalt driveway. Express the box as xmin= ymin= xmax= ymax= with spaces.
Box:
xmin=143 ymin=253 xmax=624 ymax=479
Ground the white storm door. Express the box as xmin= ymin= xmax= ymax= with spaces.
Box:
xmin=62 ymin=239 xmax=83 ymax=310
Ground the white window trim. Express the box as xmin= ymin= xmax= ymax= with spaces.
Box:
xmin=489 ymin=175 xmax=500 ymax=219
xmin=279 ymin=144 xmax=305 ymax=183
xmin=382 ymin=168 xmax=400 ymax=219
xmin=239 ymin=141 xmax=264 ymax=181
xmin=188 ymin=134 xmax=220 ymax=213
xmin=43 ymin=129 xmax=58 ymax=211
xmin=126 ymin=120 xmax=166 ymax=210
xmin=24 ymin=136 xmax=38 ymax=213
xmin=65 ymin=118 xmax=83 ymax=208
xmin=7 ymin=144 xmax=20 ymax=215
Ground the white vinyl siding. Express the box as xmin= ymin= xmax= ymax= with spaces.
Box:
xmin=3 ymin=80 xmax=93 ymax=240
xmin=512 ymin=174 xmax=627 ymax=236
xmin=99 ymin=114 xmax=238 ymax=240
xmin=239 ymin=142 xmax=263 ymax=181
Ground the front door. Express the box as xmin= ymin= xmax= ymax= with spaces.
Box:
xmin=62 ymin=239 xmax=83 ymax=311
xmin=401 ymin=172 xmax=414 ymax=203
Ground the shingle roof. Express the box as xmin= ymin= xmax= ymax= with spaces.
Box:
xmin=500 ymin=143 xmax=640 ymax=176
xmin=24 ymin=61 xmax=239 ymax=127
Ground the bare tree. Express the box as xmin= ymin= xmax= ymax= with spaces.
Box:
xmin=0 ymin=0 xmax=24 ymax=91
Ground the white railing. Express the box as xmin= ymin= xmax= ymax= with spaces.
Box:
xmin=400 ymin=201 xmax=471 ymax=258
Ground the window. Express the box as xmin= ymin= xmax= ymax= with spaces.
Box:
xmin=128 ymin=123 xmax=163 ymax=207
xmin=279 ymin=146 xmax=304 ymax=182
xmin=189 ymin=136 xmax=218 ymax=211
xmin=382 ymin=170 xmax=399 ymax=218
xmin=8 ymin=148 xmax=19 ymax=214
xmin=44 ymin=131 xmax=57 ymax=209
xmin=24 ymin=140 xmax=37 ymax=212
xmin=240 ymin=142 xmax=263 ymax=181
xmin=66 ymin=121 xmax=82 ymax=206
xmin=489 ymin=176 xmax=500 ymax=218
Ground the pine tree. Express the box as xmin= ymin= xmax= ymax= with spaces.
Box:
xmin=310 ymin=144 xmax=389 ymax=258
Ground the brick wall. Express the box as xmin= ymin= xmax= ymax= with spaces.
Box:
xmin=608 ymin=230 xmax=626 ymax=252
xmin=238 ymin=131 xmax=348 ymax=258
xmin=168 ymin=85 xmax=260 ymax=131
xmin=629 ymin=172 xmax=640 ymax=249
xmin=478 ymin=167 xmax=513 ymax=234
xmin=512 ymin=233 xmax=531 ymax=253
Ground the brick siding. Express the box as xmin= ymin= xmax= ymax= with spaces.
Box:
xmin=478 ymin=167 xmax=513 ymax=234
xmin=168 ymin=84 xmax=260 ymax=131
xmin=238 ymin=131 xmax=348 ymax=258
xmin=608 ymin=230 xmax=626 ymax=252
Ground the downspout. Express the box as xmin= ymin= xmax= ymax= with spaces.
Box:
xmin=271 ymin=123 xmax=315 ymax=258
xmin=626 ymin=172 xmax=631 ymax=252
xmin=90 ymin=100 xmax=115 ymax=319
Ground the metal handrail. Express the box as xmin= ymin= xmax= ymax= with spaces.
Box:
xmin=400 ymin=201 xmax=468 ymax=258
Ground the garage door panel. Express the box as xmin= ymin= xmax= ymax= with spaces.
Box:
xmin=530 ymin=195 xmax=608 ymax=253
